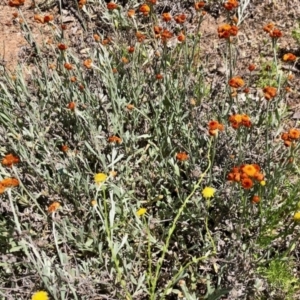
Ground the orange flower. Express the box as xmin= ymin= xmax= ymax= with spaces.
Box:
xmin=70 ymin=76 xmax=77 ymax=82
xmin=128 ymin=46 xmax=135 ymax=53
xmin=195 ymin=1 xmax=205 ymax=10
xmin=284 ymin=140 xmax=292 ymax=147
xmin=263 ymin=86 xmax=277 ymax=100
xmin=162 ymin=13 xmax=172 ymax=22
xmin=78 ymin=0 xmax=86 ymax=9
xmin=283 ymin=53 xmax=297 ymax=62
xmin=107 ymin=2 xmax=118 ymax=10
xmin=241 ymin=177 xmax=253 ymax=189
xmin=218 ymin=24 xmax=238 ymax=38
xmin=242 ymin=164 xmax=257 ymax=177
xmin=83 ymin=59 xmax=92 ymax=69
xmin=252 ymin=195 xmax=260 ymax=203
xmin=2 ymin=154 xmax=20 ymax=168
xmin=108 ymin=136 xmax=122 ymax=144
xmin=174 ymin=14 xmax=186 ymax=24
xmin=228 ymin=76 xmax=244 ymax=88
xmin=139 ymin=4 xmax=150 ymax=16
xmin=8 ymin=0 xmax=24 ymax=7
xmin=224 ymin=0 xmax=239 ymax=10
xmin=263 ymin=23 xmax=274 ymax=33
xmin=208 ymin=120 xmax=219 ymax=130
xmin=176 ymin=152 xmax=189 ymax=161
xmin=136 ymin=31 xmax=146 ymax=42
xmin=248 ymin=64 xmax=256 ymax=71
xmin=160 ymin=29 xmax=173 ymax=43
xmin=99 ymin=37 xmax=111 ymax=45
xmin=243 ymin=87 xmax=250 ymax=94
xmin=154 ymin=26 xmax=162 ymax=34
xmin=44 ymin=14 xmax=54 ymax=23
xmin=61 ymin=24 xmax=67 ymax=30
xmin=1 ymin=178 xmax=19 ymax=187
xmin=93 ymin=34 xmax=101 ymax=42
xmin=61 ymin=145 xmax=69 ymax=152
xmin=269 ymin=28 xmax=282 ymax=38
xmin=68 ymin=102 xmax=76 ymax=111
xmin=281 ymin=132 xmax=289 ymax=141
xmin=254 ymin=172 xmax=264 ymax=181
xmin=288 ymin=128 xmax=300 ymax=140
xmin=227 ymin=173 xmax=235 ymax=181
xmin=48 ymin=202 xmax=61 ymax=213
xmin=34 ymin=15 xmax=45 ymax=24
xmin=127 ymin=9 xmax=135 ymax=18
xmin=126 ymin=104 xmax=135 ymax=110
xmin=156 ymin=74 xmax=163 ymax=80
xmin=177 ymin=32 xmax=186 ymax=42
xmin=58 ymin=43 xmax=68 ymax=51
xmin=121 ymin=57 xmax=129 ymax=64
xmin=0 ymin=184 xmax=6 ymax=194
xmin=64 ymin=63 xmax=73 ymax=70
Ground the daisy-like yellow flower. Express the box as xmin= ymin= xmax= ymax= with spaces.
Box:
xmin=136 ymin=208 xmax=147 ymax=217
xmin=32 ymin=291 xmax=49 ymax=300
xmin=293 ymin=211 xmax=300 ymax=222
xmin=260 ymin=180 xmax=266 ymax=186
xmin=202 ymin=187 xmax=215 ymax=198
xmin=94 ymin=173 xmax=107 ymax=184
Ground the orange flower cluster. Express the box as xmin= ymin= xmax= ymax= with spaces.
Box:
xmin=227 ymin=164 xmax=264 ymax=189
xmin=0 ymin=178 xmax=19 ymax=194
xmin=176 ymin=152 xmax=189 ymax=161
xmin=228 ymin=76 xmax=244 ymax=88
xmin=283 ymin=53 xmax=297 ymax=62
xmin=108 ymin=136 xmax=122 ymax=144
xmin=263 ymin=86 xmax=277 ymax=100
xmin=208 ymin=120 xmax=224 ymax=136
xmin=34 ymin=14 xmax=54 ymax=24
xmin=281 ymin=128 xmax=300 ymax=147
xmin=263 ymin=23 xmax=283 ymax=38
xmin=224 ymin=0 xmax=239 ymax=10
xmin=218 ymin=24 xmax=238 ymax=38
xmin=153 ymin=28 xmax=173 ymax=43
xmin=2 ymin=154 xmax=20 ymax=168
xmin=229 ymin=114 xmax=251 ymax=129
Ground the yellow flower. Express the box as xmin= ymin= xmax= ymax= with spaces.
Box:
xmin=91 ymin=200 xmax=97 ymax=207
xmin=32 ymin=291 xmax=49 ymax=300
xmin=136 ymin=208 xmax=147 ymax=216
xmin=202 ymin=187 xmax=215 ymax=198
xmin=260 ymin=180 xmax=266 ymax=186
xmin=94 ymin=173 xmax=107 ymax=184
xmin=293 ymin=211 xmax=300 ymax=222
